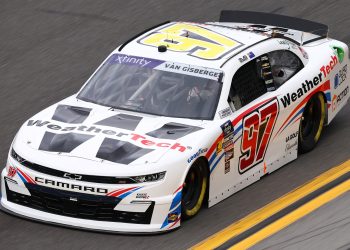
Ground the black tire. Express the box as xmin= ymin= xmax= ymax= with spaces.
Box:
xmin=298 ymin=93 xmax=326 ymax=153
xmin=181 ymin=158 xmax=208 ymax=220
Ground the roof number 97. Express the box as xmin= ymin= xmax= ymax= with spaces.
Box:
xmin=138 ymin=23 xmax=242 ymax=60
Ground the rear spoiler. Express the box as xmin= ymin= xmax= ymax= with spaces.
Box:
xmin=219 ymin=10 xmax=328 ymax=45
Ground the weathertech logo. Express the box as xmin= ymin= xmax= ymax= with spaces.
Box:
xmin=280 ymin=56 xmax=338 ymax=108
xmin=27 ymin=120 xmax=187 ymax=152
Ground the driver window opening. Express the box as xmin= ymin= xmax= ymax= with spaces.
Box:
xmin=228 ymin=50 xmax=303 ymax=111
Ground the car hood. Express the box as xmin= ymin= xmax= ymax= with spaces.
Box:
xmin=14 ymin=96 xmax=206 ymax=169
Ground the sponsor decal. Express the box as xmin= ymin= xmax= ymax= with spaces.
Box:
xmin=280 ymin=56 xmax=338 ymax=108
xmin=187 ymin=148 xmax=208 ymax=163
xmin=280 ymin=72 xmax=323 ymax=108
xmin=136 ymin=193 xmax=150 ymax=199
xmin=34 ymin=177 xmax=108 ymax=194
xmin=224 ymin=149 xmax=234 ymax=162
xmin=138 ymin=22 xmax=243 ymax=60
xmin=332 ymin=46 xmax=345 ymax=63
xmin=298 ymin=47 xmax=308 ymax=59
xmin=334 ymin=64 xmax=347 ymax=89
xmin=224 ymin=161 xmax=230 ymax=174
xmin=285 ymin=140 xmax=298 ymax=152
xmin=159 ymin=63 xmax=222 ymax=80
xmin=109 ymin=54 xmax=163 ymax=68
xmin=168 ymin=212 xmax=179 ymax=223
xmin=248 ymin=51 xmax=255 ymax=59
xmin=332 ymin=86 xmax=349 ymax=111
xmin=220 ymin=120 xmax=234 ymax=137
xmin=285 ymin=131 xmax=298 ymax=143
xmin=7 ymin=166 xmax=17 ymax=178
xmin=216 ymin=141 xmax=222 ymax=154
xmin=161 ymin=185 xmax=182 ymax=229
xmin=278 ymin=40 xmax=298 ymax=50
xmin=238 ymin=51 xmax=256 ymax=63
xmin=218 ymin=107 xmax=232 ymax=119
xmin=220 ymin=120 xmax=235 ymax=155
xmin=27 ymin=120 xmax=188 ymax=152
xmin=239 ymin=98 xmax=279 ymax=173
xmin=238 ymin=55 xmax=248 ymax=63
xmin=320 ymin=55 xmax=338 ymax=78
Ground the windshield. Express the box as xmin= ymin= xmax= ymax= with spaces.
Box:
xmin=77 ymin=54 xmax=223 ymax=120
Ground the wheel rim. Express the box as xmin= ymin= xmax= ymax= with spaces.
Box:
xmin=300 ymin=95 xmax=323 ymax=141
xmin=182 ymin=167 xmax=202 ymax=210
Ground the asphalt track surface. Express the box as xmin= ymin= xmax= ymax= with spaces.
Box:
xmin=0 ymin=1 xmax=350 ymax=249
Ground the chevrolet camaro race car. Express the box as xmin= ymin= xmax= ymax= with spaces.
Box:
xmin=1 ymin=11 xmax=349 ymax=233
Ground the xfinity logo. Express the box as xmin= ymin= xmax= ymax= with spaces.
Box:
xmin=63 ymin=173 xmax=82 ymax=180
xmin=115 ymin=55 xmax=151 ymax=67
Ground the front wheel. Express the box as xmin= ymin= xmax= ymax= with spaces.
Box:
xmin=181 ymin=158 xmax=208 ymax=220
xmin=298 ymin=93 xmax=326 ymax=153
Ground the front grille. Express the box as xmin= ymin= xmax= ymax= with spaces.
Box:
xmin=19 ymin=159 xmax=136 ymax=184
xmin=6 ymin=183 xmax=154 ymax=224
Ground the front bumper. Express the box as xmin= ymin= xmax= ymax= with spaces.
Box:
xmin=1 ymin=159 xmax=182 ymax=233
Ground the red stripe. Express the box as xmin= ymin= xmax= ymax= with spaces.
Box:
xmin=169 ymin=216 xmax=181 ymax=229
xmin=292 ymin=116 xmax=302 ymax=125
xmin=107 ymin=187 xmax=136 ymax=197
xmin=276 ymin=80 xmax=330 ymax=137
xmin=173 ymin=184 xmax=183 ymax=194
xmin=17 ymin=168 xmax=36 ymax=184
xmin=205 ymin=98 xmax=273 ymax=159
xmin=106 ymin=188 xmax=123 ymax=196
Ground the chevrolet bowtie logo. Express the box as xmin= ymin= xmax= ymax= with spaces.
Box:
xmin=63 ymin=172 xmax=82 ymax=180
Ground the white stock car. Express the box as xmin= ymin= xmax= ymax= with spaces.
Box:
xmin=1 ymin=11 xmax=349 ymax=233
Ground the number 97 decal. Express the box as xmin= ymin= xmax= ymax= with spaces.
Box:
xmin=239 ymin=99 xmax=279 ymax=173
xmin=138 ymin=23 xmax=243 ymax=60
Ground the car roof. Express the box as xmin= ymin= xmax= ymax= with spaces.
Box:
xmin=114 ymin=21 xmax=268 ymax=69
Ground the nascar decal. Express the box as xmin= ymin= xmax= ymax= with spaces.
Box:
xmin=138 ymin=22 xmax=243 ymax=60
xmin=239 ymin=98 xmax=279 ymax=173
xmin=161 ymin=185 xmax=182 ymax=229
xmin=206 ymin=98 xmax=275 ymax=173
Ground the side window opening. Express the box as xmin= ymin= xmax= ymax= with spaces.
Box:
xmin=228 ymin=50 xmax=303 ymax=111
xmin=228 ymin=56 xmax=268 ymax=110
xmin=268 ymin=50 xmax=303 ymax=88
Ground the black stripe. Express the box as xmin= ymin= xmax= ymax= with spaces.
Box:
xmin=39 ymin=132 xmax=93 ymax=153
xmin=96 ymin=138 xmax=153 ymax=164
xmin=216 ymin=171 xmax=350 ymax=250
xmin=146 ymin=122 xmax=202 ymax=140
xmin=95 ymin=114 xmax=142 ymax=131
xmin=52 ymin=105 xmax=91 ymax=124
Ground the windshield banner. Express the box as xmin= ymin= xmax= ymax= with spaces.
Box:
xmin=110 ymin=54 xmax=222 ymax=81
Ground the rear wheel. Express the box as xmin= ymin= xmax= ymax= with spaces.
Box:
xmin=298 ymin=93 xmax=325 ymax=153
xmin=181 ymin=159 xmax=208 ymax=220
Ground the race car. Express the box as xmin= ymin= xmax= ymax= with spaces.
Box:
xmin=1 ymin=10 xmax=349 ymax=233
